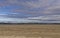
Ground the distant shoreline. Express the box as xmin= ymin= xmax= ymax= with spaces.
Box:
xmin=0 ymin=23 xmax=60 ymax=25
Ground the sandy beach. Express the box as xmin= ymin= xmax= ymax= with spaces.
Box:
xmin=0 ymin=24 xmax=60 ymax=38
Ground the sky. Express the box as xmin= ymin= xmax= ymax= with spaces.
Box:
xmin=0 ymin=0 xmax=60 ymax=23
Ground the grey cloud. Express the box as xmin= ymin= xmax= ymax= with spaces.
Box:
xmin=1 ymin=0 xmax=60 ymax=15
xmin=44 ymin=6 xmax=60 ymax=14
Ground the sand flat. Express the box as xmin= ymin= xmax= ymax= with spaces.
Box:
xmin=0 ymin=24 xmax=60 ymax=38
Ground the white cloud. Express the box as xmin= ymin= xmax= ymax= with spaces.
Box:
xmin=26 ymin=15 xmax=60 ymax=23
xmin=0 ymin=15 xmax=60 ymax=23
xmin=27 ymin=15 xmax=60 ymax=21
xmin=0 ymin=17 xmax=39 ymax=23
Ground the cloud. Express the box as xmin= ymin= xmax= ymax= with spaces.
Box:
xmin=25 ymin=15 xmax=60 ymax=23
xmin=43 ymin=0 xmax=60 ymax=14
xmin=0 ymin=14 xmax=60 ymax=23
xmin=22 ymin=0 xmax=50 ymax=9
xmin=0 ymin=17 xmax=40 ymax=23
xmin=0 ymin=0 xmax=60 ymax=23
xmin=44 ymin=6 xmax=60 ymax=14
xmin=27 ymin=15 xmax=60 ymax=21
xmin=9 ymin=0 xmax=60 ymax=15
xmin=1 ymin=0 xmax=60 ymax=15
